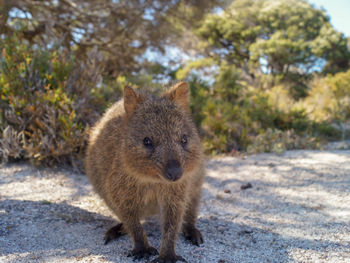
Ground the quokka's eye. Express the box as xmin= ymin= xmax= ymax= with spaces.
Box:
xmin=143 ymin=137 xmax=153 ymax=148
xmin=181 ymin=134 xmax=188 ymax=145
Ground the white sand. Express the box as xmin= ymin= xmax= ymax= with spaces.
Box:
xmin=1 ymin=150 xmax=350 ymax=263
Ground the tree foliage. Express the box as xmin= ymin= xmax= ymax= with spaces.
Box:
xmin=193 ymin=0 xmax=350 ymax=84
xmin=0 ymin=0 xmax=226 ymax=77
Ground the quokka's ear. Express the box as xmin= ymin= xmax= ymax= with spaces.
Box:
xmin=165 ymin=82 xmax=190 ymax=112
xmin=124 ymin=86 xmax=142 ymax=116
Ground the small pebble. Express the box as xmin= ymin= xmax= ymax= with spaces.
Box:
xmin=241 ymin=183 xmax=252 ymax=190
xmin=238 ymin=230 xmax=253 ymax=235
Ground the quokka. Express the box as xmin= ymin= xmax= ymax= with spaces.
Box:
xmin=86 ymin=82 xmax=205 ymax=262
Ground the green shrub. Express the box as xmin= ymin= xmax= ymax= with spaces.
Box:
xmin=247 ymin=128 xmax=324 ymax=154
xmin=302 ymin=70 xmax=350 ymax=123
xmin=0 ymin=37 xmax=179 ymax=168
xmin=188 ymin=77 xmax=211 ymax=130
xmin=0 ymin=37 xmax=86 ymax=167
xmin=186 ymin=65 xmax=339 ymax=155
xmin=196 ymin=66 xmax=281 ymax=154
xmin=1 ymin=35 xmax=348 ymax=168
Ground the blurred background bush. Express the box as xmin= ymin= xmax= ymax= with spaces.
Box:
xmin=0 ymin=0 xmax=349 ymax=169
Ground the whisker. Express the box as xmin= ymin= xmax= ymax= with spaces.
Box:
xmin=184 ymin=148 xmax=193 ymax=154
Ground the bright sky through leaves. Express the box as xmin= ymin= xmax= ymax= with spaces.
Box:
xmin=310 ymin=0 xmax=350 ymax=36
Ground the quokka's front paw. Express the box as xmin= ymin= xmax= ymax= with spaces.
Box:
xmin=127 ymin=246 xmax=158 ymax=260
xmin=104 ymin=223 xmax=125 ymax=245
xmin=183 ymin=226 xmax=203 ymax=246
xmin=151 ymin=254 xmax=187 ymax=263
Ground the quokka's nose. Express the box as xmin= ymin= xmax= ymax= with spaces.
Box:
xmin=165 ymin=159 xmax=183 ymax=181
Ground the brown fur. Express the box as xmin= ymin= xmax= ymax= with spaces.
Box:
xmin=85 ymin=82 xmax=205 ymax=262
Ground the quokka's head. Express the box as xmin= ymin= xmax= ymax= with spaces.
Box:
xmin=121 ymin=82 xmax=202 ymax=183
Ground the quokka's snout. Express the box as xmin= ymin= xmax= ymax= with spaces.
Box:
xmin=164 ymin=159 xmax=182 ymax=181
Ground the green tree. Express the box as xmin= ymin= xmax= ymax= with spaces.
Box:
xmin=192 ymin=0 xmax=350 ymax=85
xmin=0 ymin=0 xmax=226 ymax=77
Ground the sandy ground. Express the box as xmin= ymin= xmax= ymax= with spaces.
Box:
xmin=1 ymin=150 xmax=350 ymax=263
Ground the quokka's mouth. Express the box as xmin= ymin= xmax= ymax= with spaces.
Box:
xmin=163 ymin=170 xmax=183 ymax=182
xmin=156 ymin=171 xmax=183 ymax=182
